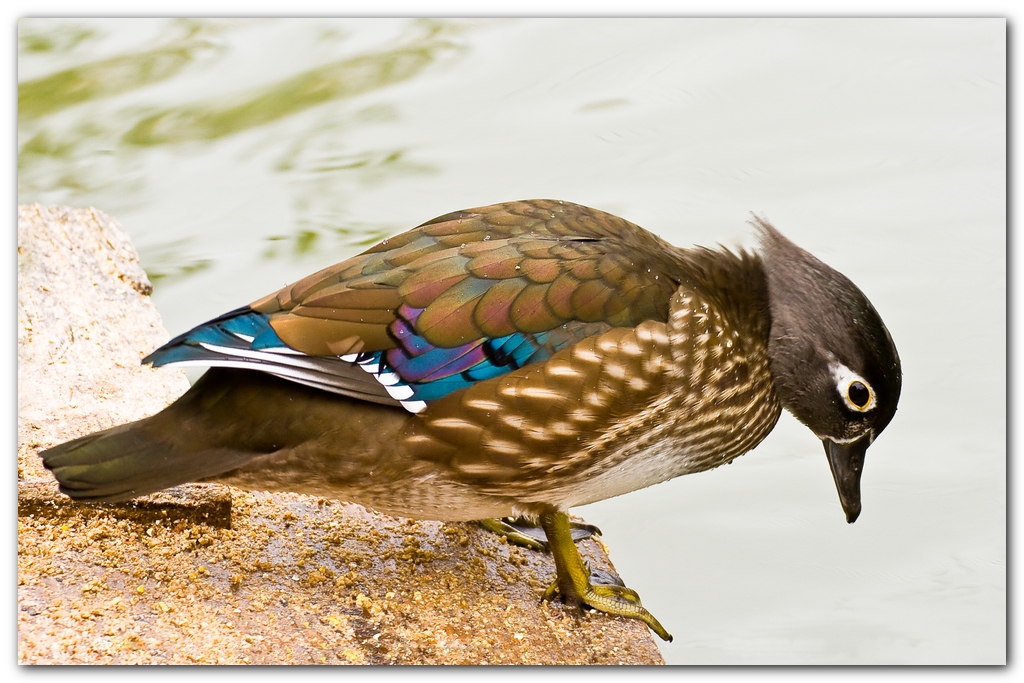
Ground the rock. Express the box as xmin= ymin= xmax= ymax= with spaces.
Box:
xmin=16 ymin=204 xmax=665 ymax=665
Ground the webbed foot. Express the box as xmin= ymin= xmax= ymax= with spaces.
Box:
xmin=538 ymin=509 xmax=672 ymax=642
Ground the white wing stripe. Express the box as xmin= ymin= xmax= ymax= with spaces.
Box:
xmin=167 ymin=343 xmax=428 ymax=414
xmin=401 ymin=400 xmax=428 ymax=413
xmin=384 ymin=384 xmax=415 ymax=400
xmin=199 ymin=342 xmax=343 ymax=372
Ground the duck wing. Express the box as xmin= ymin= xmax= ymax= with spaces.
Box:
xmin=145 ymin=199 xmax=684 ymax=412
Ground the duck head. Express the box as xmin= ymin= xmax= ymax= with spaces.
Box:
xmin=756 ymin=217 xmax=902 ymax=523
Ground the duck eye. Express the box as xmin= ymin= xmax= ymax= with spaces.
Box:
xmin=847 ymin=381 xmax=871 ymax=410
xmin=831 ymin=361 xmax=877 ymax=412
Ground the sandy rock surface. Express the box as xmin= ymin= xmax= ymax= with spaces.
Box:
xmin=16 ymin=204 xmax=665 ymax=665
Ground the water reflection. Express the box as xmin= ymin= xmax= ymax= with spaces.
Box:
xmin=18 ymin=19 xmax=222 ymax=200
xmin=122 ymin=20 xmax=460 ymax=146
xmin=18 ymin=20 xmax=95 ymax=55
xmin=19 ymin=22 xmax=217 ymax=121
xmin=143 ymin=238 xmax=213 ymax=286
xmin=261 ymin=220 xmax=404 ymax=261
xmin=18 ymin=18 xmax=466 ymax=287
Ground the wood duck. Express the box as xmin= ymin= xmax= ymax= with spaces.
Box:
xmin=40 ymin=199 xmax=902 ymax=642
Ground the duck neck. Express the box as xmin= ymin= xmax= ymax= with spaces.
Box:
xmin=667 ymin=245 xmax=772 ymax=347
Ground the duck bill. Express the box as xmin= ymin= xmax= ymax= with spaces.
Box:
xmin=823 ymin=436 xmax=869 ymax=524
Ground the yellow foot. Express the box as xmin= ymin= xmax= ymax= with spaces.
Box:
xmin=542 ymin=566 xmax=641 ymax=604
xmin=539 ymin=509 xmax=673 ymax=642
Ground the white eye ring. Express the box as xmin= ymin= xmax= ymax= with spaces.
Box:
xmin=831 ymin=362 xmax=877 ymax=412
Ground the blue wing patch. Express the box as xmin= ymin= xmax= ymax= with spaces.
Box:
xmin=143 ymin=304 xmax=607 ymax=413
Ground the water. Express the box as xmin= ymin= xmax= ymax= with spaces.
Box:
xmin=18 ymin=18 xmax=1005 ymax=664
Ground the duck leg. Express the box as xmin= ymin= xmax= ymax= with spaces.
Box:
xmin=538 ymin=508 xmax=673 ymax=642
xmin=478 ymin=516 xmax=602 ymax=551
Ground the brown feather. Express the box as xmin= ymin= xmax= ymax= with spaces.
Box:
xmin=510 ymin=283 xmax=564 ymax=333
xmin=300 ymin=283 xmax=401 ymax=312
xmin=519 ymin=258 xmax=562 ymax=284
xmin=466 ymin=243 xmax=525 ymax=279
xmin=269 ymin=315 xmax=392 ymax=355
xmin=544 ymin=272 xmax=582 ymax=319
xmin=473 ymin=278 xmax=526 ymax=338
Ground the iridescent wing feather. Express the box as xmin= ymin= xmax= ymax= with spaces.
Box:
xmin=145 ymin=200 xmax=686 ymax=412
